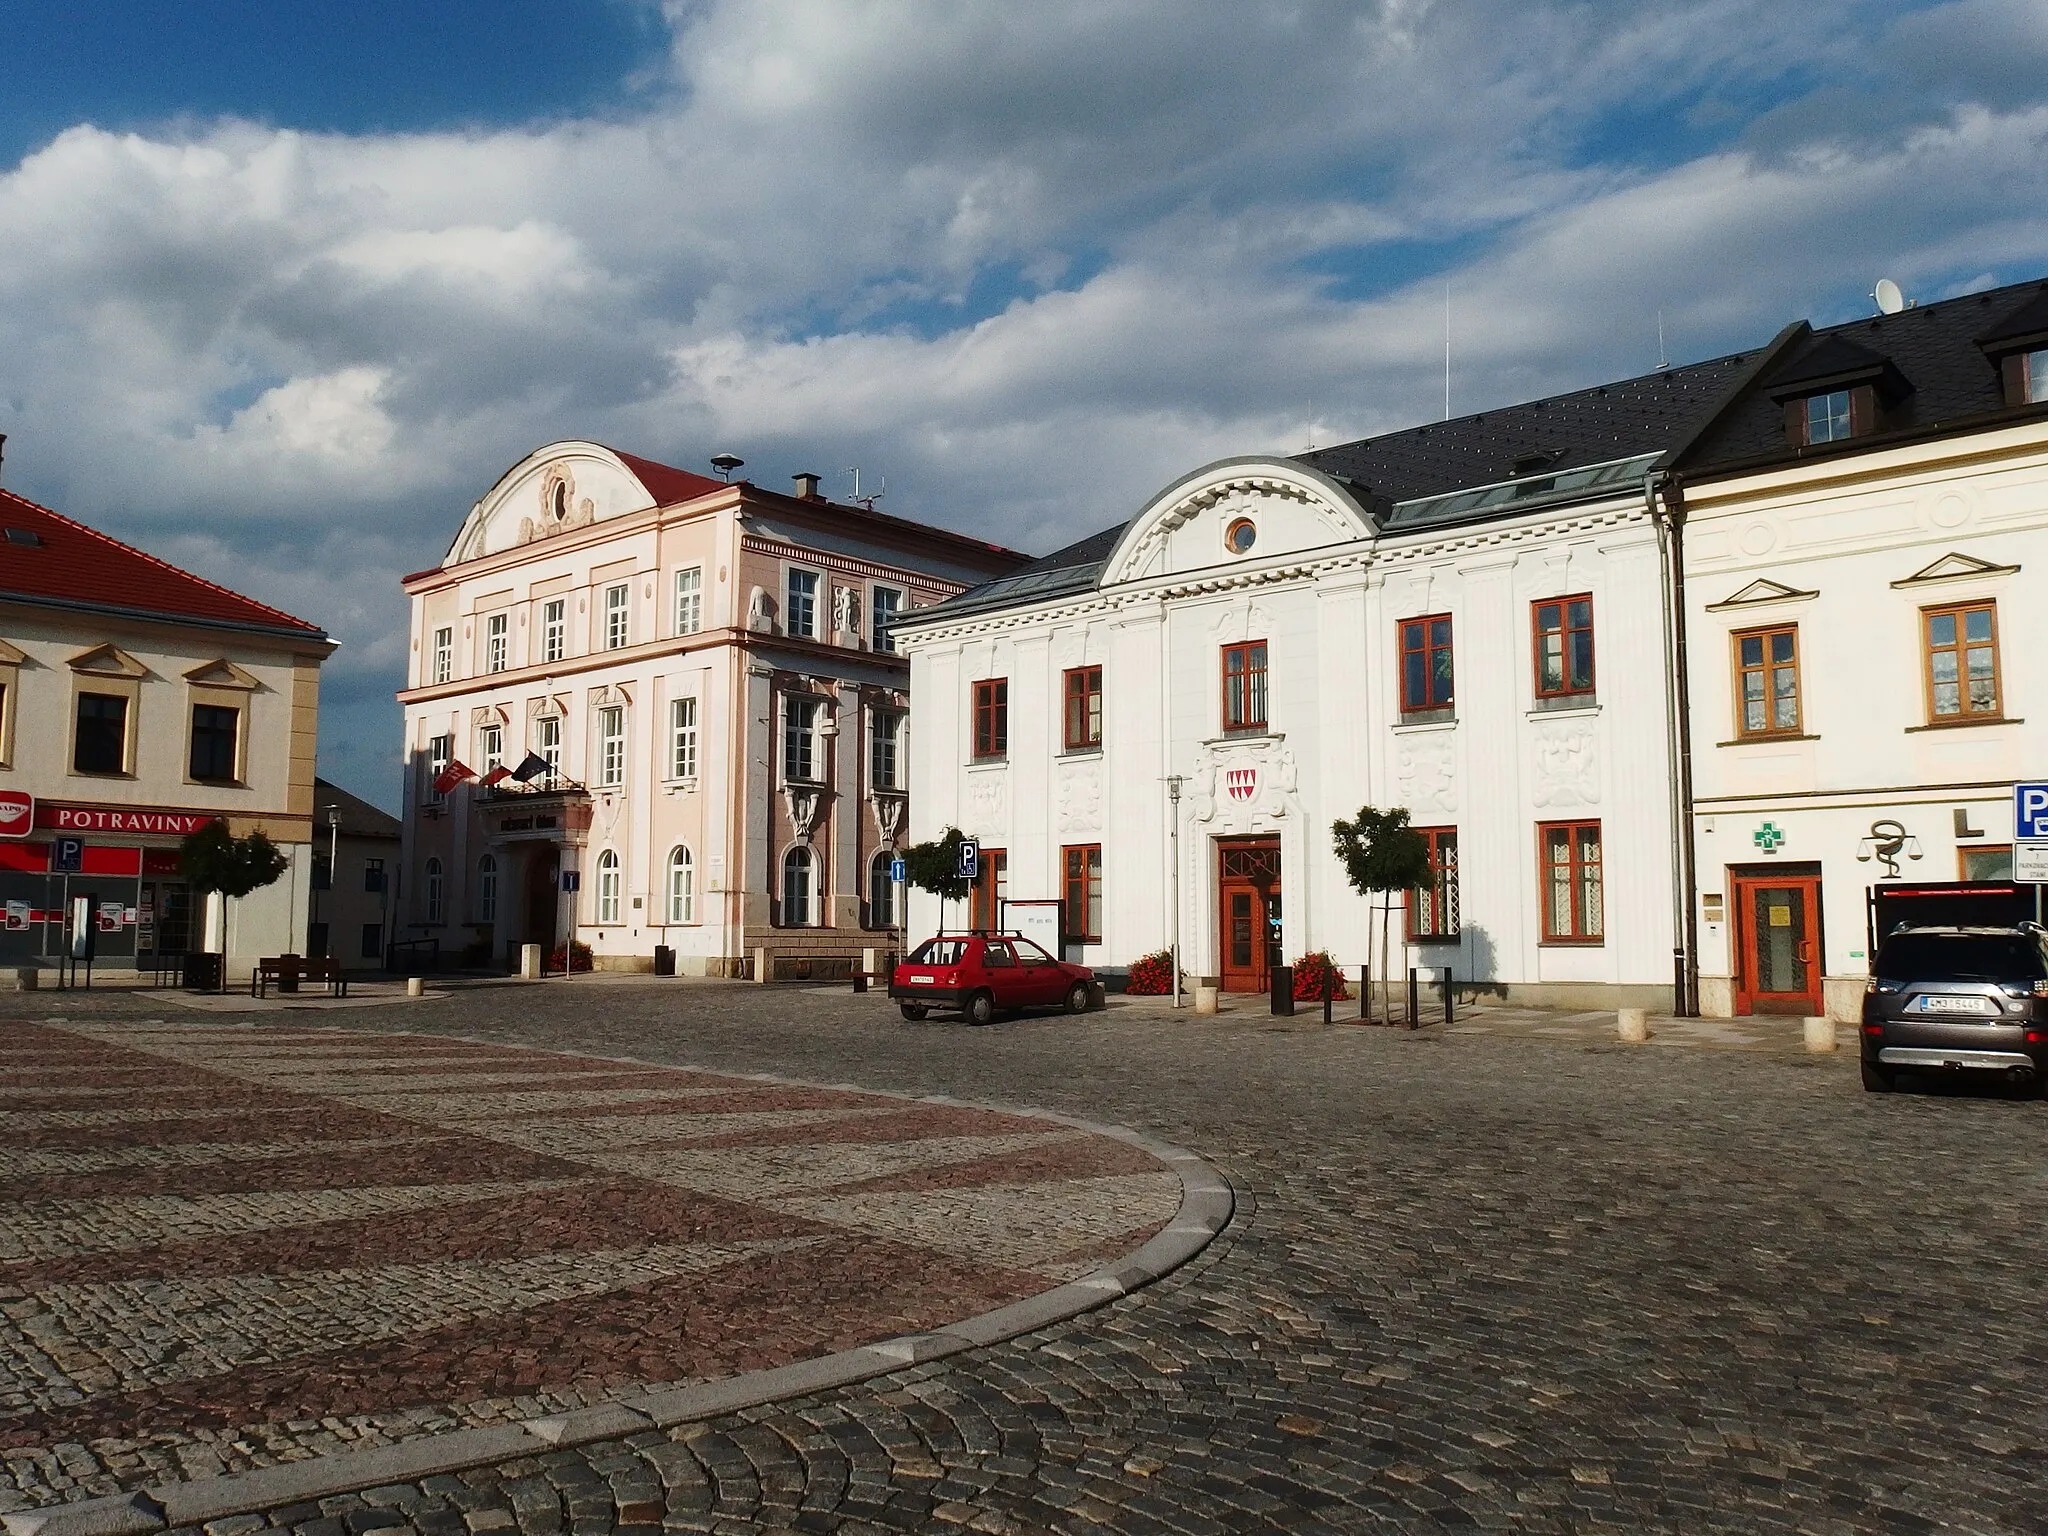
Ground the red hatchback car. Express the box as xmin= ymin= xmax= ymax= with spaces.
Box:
xmin=890 ymin=934 xmax=1104 ymax=1024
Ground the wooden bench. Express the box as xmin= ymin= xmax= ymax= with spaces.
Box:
xmin=252 ymin=955 xmax=349 ymax=998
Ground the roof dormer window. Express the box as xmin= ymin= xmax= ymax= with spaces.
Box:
xmin=2026 ymin=348 xmax=2048 ymax=405
xmin=1805 ymin=390 xmax=1852 ymax=444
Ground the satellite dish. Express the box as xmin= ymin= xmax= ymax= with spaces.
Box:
xmin=709 ymin=452 xmax=744 ymax=480
xmin=1874 ymin=278 xmax=1905 ymax=315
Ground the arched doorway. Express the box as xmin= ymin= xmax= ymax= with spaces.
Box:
xmin=1217 ymin=836 xmax=1282 ymax=992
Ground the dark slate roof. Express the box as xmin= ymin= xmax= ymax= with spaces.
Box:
xmin=904 ymin=520 xmax=1129 ymax=622
xmin=314 ymin=777 xmax=401 ymax=839
xmin=1679 ymin=276 xmax=2048 ymax=472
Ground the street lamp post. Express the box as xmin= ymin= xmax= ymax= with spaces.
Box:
xmin=318 ymin=804 xmax=339 ymax=957
xmin=1165 ymin=774 xmax=1184 ymax=1009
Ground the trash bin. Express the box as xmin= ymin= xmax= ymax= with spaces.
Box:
xmin=184 ymin=952 xmax=223 ymax=991
xmin=653 ymin=945 xmax=676 ymax=977
xmin=1269 ymin=964 xmax=1295 ymax=1017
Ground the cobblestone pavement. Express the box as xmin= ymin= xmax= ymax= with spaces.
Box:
xmin=0 ymin=1015 xmax=1177 ymax=1511
xmin=7 ymin=979 xmax=2047 ymax=1533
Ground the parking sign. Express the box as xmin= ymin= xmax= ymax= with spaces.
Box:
xmin=2016 ymin=783 xmax=2048 ymax=841
xmin=957 ymin=838 xmax=979 ymax=882
xmin=51 ymin=836 xmax=84 ymax=874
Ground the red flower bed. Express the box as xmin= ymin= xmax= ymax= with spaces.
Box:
xmin=548 ymin=939 xmax=593 ymax=973
xmin=1126 ymin=950 xmax=1175 ymax=995
xmin=1291 ymin=950 xmax=1350 ymax=1001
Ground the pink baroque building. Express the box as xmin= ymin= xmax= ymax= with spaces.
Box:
xmin=396 ymin=443 xmax=1028 ymax=975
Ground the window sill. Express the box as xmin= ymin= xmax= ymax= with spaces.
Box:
xmin=1715 ymin=733 xmax=1819 ymax=747
xmin=1391 ymin=716 xmax=1456 ymax=734
xmin=187 ymin=777 xmax=247 ymax=789
xmin=1398 ymin=707 xmax=1456 ymax=726
xmin=1208 ymin=727 xmax=1277 ymax=743
xmin=69 ymin=768 xmax=135 ymax=780
xmin=1906 ymin=716 xmax=2022 ymax=733
xmin=663 ymin=778 xmax=701 ymax=794
xmin=1060 ymin=745 xmax=1104 ymax=759
xmin=1538 ymin=938 xmax=1606 ymax=948
xmin=968 ymin=757 xmax=1008 ymax=767
xmin=1409 ymin=933 xmax=1462 ymax=947
xmin=1528 ymin=697 xmax=1599 ymax=718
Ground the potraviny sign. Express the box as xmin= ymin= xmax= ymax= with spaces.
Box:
xmin=33 ymin=803 xmax=218 ymax=836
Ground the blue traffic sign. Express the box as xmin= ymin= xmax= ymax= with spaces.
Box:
xmin=2017 ymin=783 xmax=2048 ymax=841
xmin=889 ymin=857 xmax=905 ymax=883
xmin=957 ymin=839 xmax=979 ymax=881
xmin=51 ymin=836 xmax=84 ymax=874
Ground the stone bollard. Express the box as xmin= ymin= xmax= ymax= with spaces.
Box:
xmin=519 ymin=943 xmax=541 ymax=981
xmin=1803 ymin=1015 xmax=1837 ymax=1053
xmin=13 ymin=966 xmax=37 ymax=992
xmin=406 ymin=976 xmax=424 ymax=999
xmin=1193 ymin=984 xmax=1220 ymax=1015
xmin=1617 ymin=1007 xmax=1649 ymax=1043
xmin=753 ymin=946 xmax=770 ymax=984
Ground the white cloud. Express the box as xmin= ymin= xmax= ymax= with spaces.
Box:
xmin=0 ymin=0 xmax=2044 ymax=806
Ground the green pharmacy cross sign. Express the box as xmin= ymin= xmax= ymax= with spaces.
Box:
xmin=1752 ymin=821 xmax=1787 ymax=854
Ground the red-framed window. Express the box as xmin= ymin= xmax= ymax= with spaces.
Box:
xmin=1063 ymin=665 xmax=1102 ymax=750
xmin=969 ymin=848 xmax=1009 ymax=931
xmin=972 ymin=677 xmax=1008 ymax=758
xmin=1539 ymin=820 xmax=1604 ymax=944
xmin=1062 ymin=844 xmax=1103 ymax=944
xmin=1533 ymin=594 xmax=1595 ymax=698
xmin=1406 ymin=827 xmax=1459 ymax=941
xmin=1399 ymin=615 xmax=1454 ymax=712
xmin=1221 ymin=641 xmax=1268 ymax=731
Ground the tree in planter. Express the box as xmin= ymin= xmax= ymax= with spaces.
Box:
xmin=1330 ymin=806 xmax=1433 ymax=1019
xmin=179 ymin=820 xmax=289 ymax=989
xmin=900 ymin=826 xmax=974 ymax=933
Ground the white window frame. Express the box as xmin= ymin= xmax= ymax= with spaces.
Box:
xmin=478 ymin=722 xmax=504 ymax=773
xmin=871 ymin=585 xmax=902 ymax=654
xmin=669 ymin=695 xmax=699 ymax=781
xmin=485 ymin=612 xmax=509 ymax=673
xmin=868 ymin=850 xmax=897 ymax=928
xmin=541 ymin=599 xmax=566 ymax=663
xmin=426 ymin=732 xmax=452 ymax=804
xmin=780 ymin=845 xmax=813 ymax=926
xmin=424 ymin=857 xmax=444 ymax=923
xmin=783 ymin=695 xmax=817 ymax=783
xmin=535 ymin=714 xmax=562 ymax=781
xmin=476 ymin=853 xmax=498 ymax=924
xmin=431 ymin=627 xmax=453 ymax=685
xmin=786 ymin=568 xmax=819 ymax=640
xmin=596 ymin=705 xmax=626 ymax=787
xmin=604 ymin=583 xmax=630 ymax=650
xmin=667 ymin=845 xmax=695 ymax=924
xmin=596 ymin=848 xmax=621 ymax=924
xmin=674 ymin=567 xmax=703 ymax=636
xmin=870 ymin=710 xmax=900 ymax=791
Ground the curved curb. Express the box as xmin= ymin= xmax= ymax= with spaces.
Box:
xmin=3 ymin=1044 xmax=1234 ymax=1536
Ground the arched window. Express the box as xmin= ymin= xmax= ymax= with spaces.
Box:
xmin=596 ymin=849 xmax=621 ymax=924
xmin=780 ymin=846 xmax=813 ymax=927
xmin=868 ymin=850 xmax=897 ymax=928
xmin=667 ymin=845 xmax=695 ymax=924
xmin=476 ymin=853 xmax=498 ymax=924
xmin=424 ymin=858 xmax=444 ymax=924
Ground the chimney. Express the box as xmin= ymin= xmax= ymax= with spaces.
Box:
xmin=791 ymin=471 xmax=822 ymax=501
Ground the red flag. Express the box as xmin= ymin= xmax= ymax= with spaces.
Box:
xmin=478 ymin=765 xmax=512 ymax=787
xmin=433 ymin=759 xmax=477 ymax=795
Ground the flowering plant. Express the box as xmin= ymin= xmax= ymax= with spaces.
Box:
xmin=1126 ymin=950 xmax=1176 ymax=995
xmin=1291 ymin=950 xmax=1350 ymax=1001
xmin=548 ymin=939 xmax=594 ymax=973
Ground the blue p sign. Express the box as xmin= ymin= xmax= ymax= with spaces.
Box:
xmin=2017 ymin=783 xmax=2048 ymax=841
xmin=51 ymin=837 xmax=85 ymax=874
xmin=957 ymin=839 xmax=979 ymax=882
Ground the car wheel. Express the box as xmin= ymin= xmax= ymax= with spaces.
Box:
xmin=965 ymin=990 xmax=995 ymax=1026
xmin=1861 ymin=1060 xmax=1895 ymax=1093
xmin=898 ymin=1003 xmax=929 ymax=1021
xmin=1064 ymin=982 xmax=1091 ymax=1015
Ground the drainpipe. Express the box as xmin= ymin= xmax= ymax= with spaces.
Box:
xmin=1646 ymin=470 xmax=1700 ymax=1015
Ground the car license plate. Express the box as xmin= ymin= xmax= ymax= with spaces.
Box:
xmin=908 ymin=975 xmax=934 ymax=985
xmin=1917 ymin=995 xmax=1991 ymax=1015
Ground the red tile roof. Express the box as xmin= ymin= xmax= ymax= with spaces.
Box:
xmin=612 ymin=449 xmax=730 ymax=507
xmin=0 ymin=488 xmax=328 ymax=639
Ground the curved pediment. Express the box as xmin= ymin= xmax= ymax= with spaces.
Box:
xmin=445 ymin=442 xmax=714 ymax=566
xmin=1097 ymin=457 xmax=1378 ymax=587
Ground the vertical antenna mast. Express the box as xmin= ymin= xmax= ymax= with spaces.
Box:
xmin=1305 ymin=395 xmax=1314 ymax=452
xmin=1444 ymin=282 xmax=1452 ymax=420
xmin=1657 ymin=308 xmax=1669 ymax=370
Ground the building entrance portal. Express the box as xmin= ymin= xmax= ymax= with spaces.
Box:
xmin=1732 ymin=868 xmax=1824 ymax=1017
xmin=1217 ymin=837 xmax=1282 ymax=993
xmin=522 ymin=849 xmax=561 ymax=952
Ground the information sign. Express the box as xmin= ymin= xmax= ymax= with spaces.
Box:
xmin=888 ymin=856 xmax=905 ymax=883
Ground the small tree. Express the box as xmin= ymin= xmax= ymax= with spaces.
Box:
xmin=901 ymin=826 xmax=973 ymax=933
xmin=179 ymin=821 xmax=289 ymax=986
xmin=1331 ymin=806 xmax=1433 ymax=1016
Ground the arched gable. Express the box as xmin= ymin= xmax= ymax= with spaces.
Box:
xmin=1097 ymin=457 xmax=1377 ymax=587
xmin=445 ymin=442 xmax=709 ymax=565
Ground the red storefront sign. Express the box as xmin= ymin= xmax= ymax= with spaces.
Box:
xmin=0 ymin=842 xmax=144 ymax=876
xmin=34 ymin=804 xmax=219 ymax=836
xmin=0 ymin=791 xmax=31 ymax=840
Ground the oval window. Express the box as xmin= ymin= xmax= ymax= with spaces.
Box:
xmin=1225 ymin=517 xmax=1256 ymax=555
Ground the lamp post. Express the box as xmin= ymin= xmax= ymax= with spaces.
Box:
xmin=318 ymin=803 xmax=339 ymax=957
xmin=1165 ymin=774 xmax=1184 ymax=1008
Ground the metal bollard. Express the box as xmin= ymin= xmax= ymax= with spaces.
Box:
xmin=1322 ymin=967 xmax=1334 ymax=1024
xmin=1359 ymin=964 xmax=1371 ymax=1023
xmin=1271 ymin=964 xmax=1295 ymax=1017
xmin=1406 ymin=967 xmax=1419 ymax=1029
xmin=852 ymin=969 xmax=868 ymax=994
xmin=1442 ymin=966 xmax=1455 ymax=1026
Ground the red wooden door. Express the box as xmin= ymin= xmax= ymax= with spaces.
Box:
xmin=1734 ymin=874 xmax=1824 ymax=1016
xmin=1217 ymin=838 xmax=1281 ymax=993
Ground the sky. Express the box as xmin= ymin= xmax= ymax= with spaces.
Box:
xmin=3 ymin=0 xmax=2046 ymax=810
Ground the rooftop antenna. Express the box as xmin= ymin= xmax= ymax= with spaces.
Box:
xmin=847 ymin=467 xmax=885 ymax=511
xmin=1657 ymin=309 xmax=1669 ymax=370
xmin=709 ymin=452 xmax=744 ymax=481
xmin=1873 ymin=277 xmax=1906 ymax=315
xmin=1444 ymin=281 xmax=1452 ymax=421
xmin=1305 ymin=395 xmax=1315 ymax=452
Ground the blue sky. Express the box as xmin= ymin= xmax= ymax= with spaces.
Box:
xmin=1 ymin=0 xmax=2045 ymax=809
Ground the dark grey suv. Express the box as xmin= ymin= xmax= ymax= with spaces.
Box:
xmin=1861 ymin=924 xmax=2048 ymax=1094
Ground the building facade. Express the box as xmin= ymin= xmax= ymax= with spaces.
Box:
xmin=396 ymin=442 xmax=1027 ymax=975
xmin=0 ymin=487 xmax=332 ymax=977
xmin=307 ymin=776 xmax=400 ymax=971
xmin=1671 ymin=277 xmax=2048 ymax=1021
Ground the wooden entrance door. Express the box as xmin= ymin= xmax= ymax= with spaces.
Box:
xmin=523 ymin=850 xmax=560 ymax=949
xmin=1218 ymin=837 xmax=1282 ymax=993
xmin=1734 ymin=872 xmax=1824 ymax=1016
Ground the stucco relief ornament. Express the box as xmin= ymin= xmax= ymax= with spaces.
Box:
xmin=1057 ymin=760 xmax=1103 ymax=833
xmin=1531 ymin=721 xmax=1600 ymax=808
xmin=833 ymin=586 xmax=860 ymax=637
xmin=782 ymin=785 xmax=822 ymax=840
xmin=519 ymin=463 xmax=596 ymax=545
xmin=871 ymin=792 xmax=905 ymax=844
xmin=966 ymin=772 xmax=1007 ymax=834
xmin=1396 ymin=733 xmax=1456 ymax=814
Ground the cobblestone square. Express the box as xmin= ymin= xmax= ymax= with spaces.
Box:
xmin=5 ymin=980 xmax=2046 ymax=1532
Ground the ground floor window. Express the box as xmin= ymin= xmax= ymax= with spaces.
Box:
xmin=360 ymin=922 xmax=384 ymax=960
xmin=1539 ymin=821 xmax=1603 ymax=943
xmin=1062 ymin=844 xmax=1102 ymax=944
xmin=476 ymin=854 xmax=498 ymax=924
xmin=668 ymin=845 xmax=695 ymax=923
xmin=868 ymin=851 xmax=898 ymax=928
xmin=424 ymin=858 xmax=444 ymax=924
xmin=1407 ymin=827 xmax=1459 ymax=940
xmin=1961 ymin=845 xmax=2013 ymax=880
xmin=781 ymin=846 xmax=815 ymax=926
xmin=595 ymin=849 xmax=621 ymax=924
xmin=969 ymin=848 xmax=1008 ymax=931
xmin=307 ymin=921 xmax=329 ymax=958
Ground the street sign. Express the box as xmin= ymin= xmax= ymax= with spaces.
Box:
xmin=2018 ymin=844 xmax=2048 ymax=883
xmin=51 ymin=836 xmax=85 ymax=874
xmin=2016 ymin=783 xmax=2048 ymax=840
xmin=560 ymin=870 xmax=581 ymax=892
xmin=957 ymin=838 xmax=979 ymax=882
xmin=888 ymin=857 xmax=905 ymax=883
